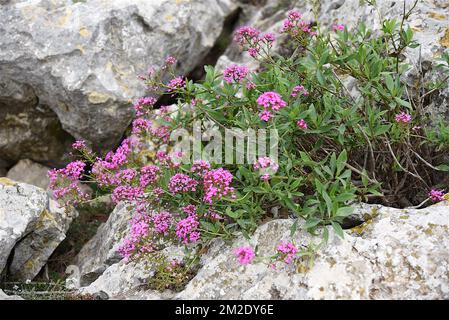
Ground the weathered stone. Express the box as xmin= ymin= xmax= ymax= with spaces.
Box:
xmin=74 ymin=202 xmax=133 ymax=286
xmin=79 ymin=245 xmax=184 ymax=299
xmin=6 ymin=159 xmax=51 ymax=190
xmin=0 ymin=289 xmax=24 ymax=300
xmin=175 ymin=202 xmax=449 ymax=299
xmin=0 ymin=0 xmax=239 ymax=160
xmin=0 ymin=179 xmax=76 ymax=280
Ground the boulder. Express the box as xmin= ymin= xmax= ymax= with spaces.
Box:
xmin=0 ymin=178 xmax=77 ymax=281
xmin=74 ymin=202 xmax=133 ymax=286
xmin=0 ymin=0 xmax=240 ymax=164
xmin=0 ymin=289 xmax=23 ymax=301
xmin=6 ymin=159 xmax=51 ymax=190
xmin=175 ymin=202 xmax=449 ymax=299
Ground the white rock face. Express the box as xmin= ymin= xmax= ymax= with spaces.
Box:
xmin=77 ymin=201 xmax=449 ymax=300
xmin=74 ymin=202 xmax=133 ymax=286
xmin=176 ymin=202 xmax=449 ymax=300
xmin=0 ymin=178 xmax=76 ymax=280
xmin=0 ymin=289 xmax=23 ymax=300
xmin=0 ymin=0 xmax=239 ymax=163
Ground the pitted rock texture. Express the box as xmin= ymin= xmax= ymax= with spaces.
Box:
xmin=74 ymin=202 xmax=133 ymax=286
xmin=175 ymin=202 xmax=449 ymax=299
xmin=6 ymin=159 xmax=51 ymax=190
xmin=0 ymin=178 xmax=76 ymax=280
xmin=0 ymin=0 xmax=239 ymax=162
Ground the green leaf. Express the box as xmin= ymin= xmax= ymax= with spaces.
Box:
xmin=304 ymin=218 xmax=321 ymax=229
xmin=335 ymin=206 xmax=354 ymax=217
xmin=436 ymin=164 xmax=449 ymax=171
xmin=331 ymin=221 xmax=345 ymax=238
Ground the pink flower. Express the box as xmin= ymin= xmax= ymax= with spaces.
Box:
xmin=202 ymin=168 xmax=235 ymax=204
xmin=257 ymin=91 xmax=287 ymax=111
xmin=291 ymin=85 xmax=309 ymax=97
xmin=277 ymin=241 xmax=298 ymax=264
xmin=111 ymin=186 xmax=143 ymax=203
xmin=134 ymin=96 xmax=157 ymax=117
xmin=132 ymin=118 xmax=152 ymax=135
xmin=395 ymin=111 xmax=412 ymax=124
xmin=152 ymin=211 xmax=172 ymax=234
xmin=234 ymin=26 xmax=261 ymax=46
xmin=429 ymin=189 xmax=445 ymax=202
xmin=64 ymin=161 xmax=86 ymax=179
xmin=191 ymin=160 xmax=211 ymax=177
xmin=165 ymin=56 xmax=176 ymax=65
xmin=182 ymin=204 xmax=197 ymax=217
xmin=254 ymin=157 xmax=279 ymax=180
xmin=115 ymin=169 xmax=137 ymax=183
xmin=223 ymin=65 xmax=249 ymax=83
xmin=140 ymin=165 xmax=161 ymax=188
xmin=234 ymin=246 xmax=255 ymax=265
xmin=259 ymin=110 xmax=273 ymax=122
xmin=263 ymin=32 xmax=276 ymax=43
xmin=280 ymin=10 xmax=313 ymax=36
xmin=296 ymin=119 xmax=308 ymax=129
xmin=332 ymin=24 xmax=345 ymax=31
xmin=176 ymin=215 xmax=200 ymax=244
xmin=167 ymin=76 xmax=186 ymax=92
xmin=169 ymin=173 xmax=198 ymax=194
xmin=72 ymin=140 xmax=86 ymax=150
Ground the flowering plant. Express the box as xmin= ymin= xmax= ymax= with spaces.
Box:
xmin=51 ymin=7 xmax=448 ymax=278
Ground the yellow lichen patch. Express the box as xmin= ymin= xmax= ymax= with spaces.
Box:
xmin=440 ymin=28 xmax=449 ymax=47
xmin=88 ymin=91 xmax=111 ymax=104
xmin=79 ymin=27 xmax=91 ymax=38
xmin=76 ymin=45 xmax=85 ymax=55
xmin=411 ymin=26 xmax=423 ymax=33
xmin=57 ymin=8 xmax=73 ymax=27
xmin=175 ymin=0 xmax=190 ymax=4
xmin=428 ymin=12 xmax=446 ymax=20
xmin=0 ymin=177 xmax=17 ymax=186
xmin=165 ymin=14 xmax=174 ymax=22
xmin=443 ymin=193 xmax=449 ymax=201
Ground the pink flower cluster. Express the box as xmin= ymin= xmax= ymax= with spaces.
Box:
xmin=132 ymin=118 xmax=152 ymax=135
xmin=169 ymin=173 xmax=198 ymax=194
xmin=281 ymin=11 xmax=315 ymax=36
xmin=234 ymin=246 xmax=255 ymax=265
xmin=191 ymin=160 xmax=211 ymax=177
xmin=134 ymin=96 xmax=157 ymax=117
xmin=48 ymin=160 xmax=90 ymax=205
xmin=167 ymin=76 xmax=186 ymax=92
xmin=253 ymin=157 xmax=279 ymax=181
xmin=202 ymin=168 xmax=235 ymax=204
xmin=429 ymin=189 xmax=445 ymax=202
xmin=332 ymin=24 xmax=345 ymax=32
xmin=152 ymin=211 xmax=172 ymax=234
xmin=72 ymin=140 xmax=87 ymax=151
xmin=223 ymin=65 xmax=249 ymax=83
xmin=291 ymin=85 xmax=309 ymax=97
xmin=118 ymin=211 xmax=154 ymax=261
xmin=296 ymin=119 xmax=308 ymax=130
xmin=395 ymin=111 xmax=412 ymax=124
xmin=176 ymin=215 xmax=200 ymax=244
xmin=140 ymin=165 xmax=161 ymax=188
xmin=257 ymin=91 xmax=287 ymax=122
xmin=277 ymin=241 xmax=298 ymax=264
xmin=112 ymin=186 xmax=143 ymax=204
xmin=234 ymin=26 xmax=275 ymax=58
xmin=165 ymin=56 xmax=176 ymax=65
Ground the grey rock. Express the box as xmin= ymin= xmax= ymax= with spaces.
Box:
xmin=175 ymin=202 xmax=449 ymax=299
xmin=0 ymin=178 xmax=76 ymax=280
xmin=74 ymin=202 xmax=133 ymax=286
xmin=80 ymin=245 xmax=184 ymax=299
xmin=6 ymin=159 xmax=51 ymax=190
xmin=0 ymin=0 xmax=239 ymax=162
xmin=0 ymin=289 xmax=24 ymax=300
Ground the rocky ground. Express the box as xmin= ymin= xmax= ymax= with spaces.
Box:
xmin=1 ymin=0 xmax=448 ymax=300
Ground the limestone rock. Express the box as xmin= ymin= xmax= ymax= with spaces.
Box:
xmin=175 ymin=202 xmax=449 ymax=299
xmin=74 ymin=202 xmax=133 ymax=286
xmin=0 ymin=289 xmax=24 ymax=300
xmin=6 ymin=159 xmax=51 ymax=190
xmin=0 ymin=178 xmax=76 ymax=280
xmin=0 ymin=0 xmax=240 ymax=163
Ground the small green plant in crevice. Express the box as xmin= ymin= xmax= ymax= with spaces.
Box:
xmin=49 ymin=1 xmax=448 ymax=286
